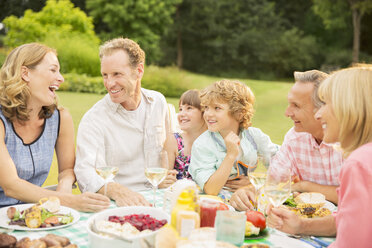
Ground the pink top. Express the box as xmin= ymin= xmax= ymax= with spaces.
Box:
xmin=329 ymin=142 xmax=372 ymax=248
xmin=271 ymin=127 xmax=344 ymax=185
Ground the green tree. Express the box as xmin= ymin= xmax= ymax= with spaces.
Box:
xmin=86 ymin=0 xmax=181 ymax=64
xmin=161 ymin=0 xmax=320 ymax=77
xmin=313 ymin=0 xmax=372 ymax=63
xmin=3 ymin=0 xmax=99 ymax=47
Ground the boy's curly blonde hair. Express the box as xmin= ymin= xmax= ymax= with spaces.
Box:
xmin=200 ymin=79 xmax=255 ymax=129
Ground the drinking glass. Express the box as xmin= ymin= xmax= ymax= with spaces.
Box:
xmin=215 ymin=211 xmax=246 ymax=246
xmin=248 ymin=154 xmax=268 ymax=209
xmin=95 ymin=146 xmax=119 ymax=196
xmin=264 ymin=167 xmax=291 ymax=208
xmin=145 ymin=150 xmax=168 ymax=207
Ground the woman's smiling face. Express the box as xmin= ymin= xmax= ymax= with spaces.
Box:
xmin=315 ymin=102 xmax=340 ymax=144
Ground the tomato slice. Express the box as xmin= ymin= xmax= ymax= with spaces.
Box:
xmin=245 ymin=210 xmax=266 ymax=231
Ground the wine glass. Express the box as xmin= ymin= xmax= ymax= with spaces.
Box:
xmin=145 ymin=150 xmax=168 ymax=207
xmin=264 ymin=167 xmax=291 ymax=208
xmin=248 ymin=154 xmax=268 ymax=209
xmin=95 ymin=146 xmax=119 ymax=196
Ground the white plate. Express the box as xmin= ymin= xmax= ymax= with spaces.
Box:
xmin=199 ymin=196 xmax=235 ymax=211
xmin=324 ymin=200 xmax=337 ymax=212
xmin=0 ymin=204 xmax=80 ymax=231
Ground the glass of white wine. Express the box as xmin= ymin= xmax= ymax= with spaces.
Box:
xmin=95 ymin=146 xmax=119 ymax=196
xmin=145 ymin=150 xmax=168 ymax=207
xmin=248 ymin=154 xmax=268 ymax=209
xmin=264 ymin=167 xmax=291 ymax=208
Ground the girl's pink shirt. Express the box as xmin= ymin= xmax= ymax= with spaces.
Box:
xmin=329 ymin=142 xmax=372 ymax=248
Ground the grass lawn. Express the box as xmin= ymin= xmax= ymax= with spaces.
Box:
xmin=43 ymin=78 xmax=293 ymax=188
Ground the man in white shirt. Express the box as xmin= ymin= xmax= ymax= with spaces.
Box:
xmin=74 ymin=38 xmax=176 ymax=206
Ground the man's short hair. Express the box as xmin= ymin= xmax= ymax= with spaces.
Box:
xmin=99 ymin=38 xmax=145 ymax=68
xmin=294 ymin=70 xmax=328 ymax=110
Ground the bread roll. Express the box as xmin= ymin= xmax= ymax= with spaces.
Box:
xmin=294 ymin=192 xmax=326 ymax=205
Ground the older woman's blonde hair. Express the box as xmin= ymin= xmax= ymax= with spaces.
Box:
xmin=318 ymin=65 xmax=372 ymax=156
xmin=200 ymin=79 xmax=255 ymax=129
xmin=0 ymin=43 xmax=58 ymax=122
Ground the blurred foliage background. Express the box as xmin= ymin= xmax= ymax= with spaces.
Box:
xmin=1 ymin=0 xmax=372 ymax=84
xmin=1 ymin=0 xmax=371 ymax=187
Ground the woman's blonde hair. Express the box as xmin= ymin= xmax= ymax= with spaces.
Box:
xmin=200 ymin=79 xmax=255 ymax=129
xmin=318 ymin=65 xmax=372 ymax=156
xmin=0 ymin=43 xmax=57 ymax=122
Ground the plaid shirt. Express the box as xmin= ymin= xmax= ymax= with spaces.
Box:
xmin=271 ymin=127 xmax=344 ymax=186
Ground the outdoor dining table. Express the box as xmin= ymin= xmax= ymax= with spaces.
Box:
xmin=1 ymin=189 xmax=335 ymax=248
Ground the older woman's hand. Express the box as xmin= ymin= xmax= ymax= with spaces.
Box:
xmin=229 ymin=185 xmax=255 ymax=211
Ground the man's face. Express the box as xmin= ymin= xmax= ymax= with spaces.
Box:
xmin=100 ymin=50 xmax=141 ymax=104
xmin=285 ymin=82 xmax=323 ymax=139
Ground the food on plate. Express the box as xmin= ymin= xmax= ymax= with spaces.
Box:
xmin=108 ymin=214 xmax=167 ymax=231
xmin=94 ymin=213 xmax=168 ymax=239
xmin=240 ymin=244 xmax=270 ymax=248
xmin=245 ymin=221 xmax=260 ymax=236
xmin=40 ymin=234 xmax=70 ymax=247
xmin=6 ymin=198 xmax=74 ymax=229
xmin=38 ymin=197 xmax=60 ymax=213
xmin=284 ymin=193 xmax=332 ymax=218
xmin=294 ymin=192 xmax=326 ymax=208
xmin=0 ymin=233 xmax=17 ymax=248
xmin=1 ymin=234 xmax=76 ymax=248
xmin=25 ymin=206 xmax=42 ymax=228
xmin=245 ymin=211 xmax=266 ymax=232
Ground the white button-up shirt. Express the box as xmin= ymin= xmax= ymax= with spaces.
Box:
xmin=74 ymin=88 xmax=169 ymax=192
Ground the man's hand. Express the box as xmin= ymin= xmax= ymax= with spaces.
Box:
xmin=104 ymin=182 xmax=151 ymax=207
xmin=72 ymin=192 xmax=110 ymax=212
xmin=266 ymin=205 xmax=303 ymax=235
xmin=224 ymin=176 xmax=251 ymax=192
xmin=159 ymin=169 xmax=177 ymax=189
xmin=229 ymin=185 xmax=255 ymax=211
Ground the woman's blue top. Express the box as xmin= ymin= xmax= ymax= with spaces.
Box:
xmin=0 ymin=107 xmax=60 ymax=207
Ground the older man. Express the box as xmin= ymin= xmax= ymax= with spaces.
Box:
xmin=230 ymin=70 xmax=344 ymax=211
xmin=74 ymin=38 xmax=176 ymax=206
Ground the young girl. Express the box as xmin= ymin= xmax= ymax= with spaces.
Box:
xmin=166 ymin=90 xmax=207 ymax=179
xmin=189 ymin=80 xmax=279 ymax=195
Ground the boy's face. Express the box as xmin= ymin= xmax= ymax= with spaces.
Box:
xmin=203 ymin=101 xmax=240 ymax=137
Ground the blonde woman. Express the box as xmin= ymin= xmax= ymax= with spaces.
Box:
xmin=0 ymin=43 xmax=110 ymax=212
xmin=267 ymin=66 xmax=372 ymax=247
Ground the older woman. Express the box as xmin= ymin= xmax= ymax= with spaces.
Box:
xmin=267 ymin=65 xmax=372 ymax=247
xmin=0 ymin=43 xmax=110 ymax=212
